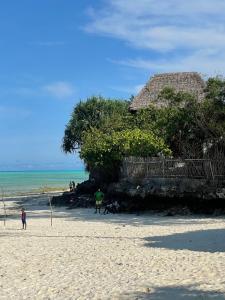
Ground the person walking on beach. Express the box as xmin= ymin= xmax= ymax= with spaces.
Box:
xmin=21 ymin=208 xmax=27 ymax=230
xmin=94 ymin=189 xmax=104 ymax=214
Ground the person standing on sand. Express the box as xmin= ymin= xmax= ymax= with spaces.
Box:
xmin=21 ymin=208 xmax=27 ymax=230
xmin=69 ymin=181 xmax=73 ymax=192
xmin=94 ymin=189 xmax=104 ymax=214
xmin=72 ymin=181 xmax=76 ymax=191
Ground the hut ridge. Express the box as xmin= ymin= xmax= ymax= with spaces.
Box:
xmin=130 ymin=72 xmax=206 ymax=110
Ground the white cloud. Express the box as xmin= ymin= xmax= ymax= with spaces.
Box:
xmin=43 ymin=81 xmax=75 ymax=99
xmin=113 ymin=50 xmax=225 ymax=76
xmin=85 ymin=0 xmax=225 ymax=51
xmin=105 ymin=0 xmax=225 ymax=17
xmin=85 ymin=0 xmax=225 ymax=75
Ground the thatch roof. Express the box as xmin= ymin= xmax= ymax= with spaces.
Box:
xmin=130 ymin=72 xmax=206 ymax=110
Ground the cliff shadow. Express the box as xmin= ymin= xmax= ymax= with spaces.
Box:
xmin=64 ymin=208 xmax=221 ymax=227
xmin=144 ymin=228 xmax=225 ymax=253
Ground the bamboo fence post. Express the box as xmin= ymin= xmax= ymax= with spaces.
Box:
xmin=121 ymin=157 xmax=225 ymax=180
xmin=162 ymin=159 xmax=165 ymax=178
xmin=1 ymin=187 xmax=7 ymax=228
xmin=48 ymin=195 xmax=53 ymax=227
xmin=209 ymin=160 xmax=215 ymax=181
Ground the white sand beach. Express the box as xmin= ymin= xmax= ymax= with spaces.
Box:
xmin=1 ymin=196 xmax=225 ymax=300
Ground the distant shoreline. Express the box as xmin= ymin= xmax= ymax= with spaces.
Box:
xmin=3 ymin=189 xmax=66 ymax=199
xmin=0 ymin=169 xmax=89 ymax=198
xmin=0 ymin=169 xmax=85 ymax=173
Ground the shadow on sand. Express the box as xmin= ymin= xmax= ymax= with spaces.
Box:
xmin=4 ymin=194 xmax=224 ymax=227
xmin=3 ymin=207 xmax=223 ymax=228
xmin=144 ymin=228 xmax=225 ymax=253
xmin=63 ymin=208 xmax=221 ymax=227
xmin=120 ymin=284 xmax=225 ymax=300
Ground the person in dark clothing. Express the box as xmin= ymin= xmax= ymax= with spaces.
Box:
xmin=103 ymin=202 xmax=113 ymax=214
xmin=21 ymin=208 xmax=27 ymax=230
xmin=69 ymin=181 xmax=73 ymax=192
xmin=113 ymin=200 xmax=120 ymax=213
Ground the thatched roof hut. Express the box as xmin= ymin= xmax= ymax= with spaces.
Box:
xmin=130 ymin=72 xmax=206 ymax=111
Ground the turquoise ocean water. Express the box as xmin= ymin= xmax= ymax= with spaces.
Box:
xmin=0 ymin=170 xmax=89 ymax=196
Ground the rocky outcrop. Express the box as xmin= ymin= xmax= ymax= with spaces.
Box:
xmin=111 ymin=177 xmax=225 ymax=200
xmin=107 ymin=178 xmax=225 ymax=213
xmin=51 ymin=174 xmax=225 ymax=214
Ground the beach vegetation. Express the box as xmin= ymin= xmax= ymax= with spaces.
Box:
xmin=62 ymin=96 xmax=130 ymax=153
xmin=80 ymin=128 xmax=171 ymax=172
xmin=62 ymin=77 xmax=225 ymax=181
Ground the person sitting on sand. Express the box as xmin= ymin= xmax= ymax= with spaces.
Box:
xmin=103 ymin=201 xmax=113 ymax=214
xmin=113 ymin=200 xmax=120 ymax=213
xmin=94 ymin=189 xmax=104 ymax=214
xmin=21 ymin=208 xmax=27 ymax=230
xmin=104 ymin=200 xmax=120 ymax=214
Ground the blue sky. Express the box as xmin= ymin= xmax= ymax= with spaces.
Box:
xmin=0 ymin=0 xmax=225 ymax=171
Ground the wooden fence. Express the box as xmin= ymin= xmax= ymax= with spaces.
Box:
xmin=121 ymin=157 xmax=225 ymax=180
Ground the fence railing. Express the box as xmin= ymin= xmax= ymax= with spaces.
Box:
xmin=121 ymin=157 xmax=225 ymax=180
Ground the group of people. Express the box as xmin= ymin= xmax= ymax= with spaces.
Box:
xmin=19 ymin=188 xmax=119 ymax=229
xmin=69 ymin=181 xmax=76 ymax=192
xmin=94 ymin=188 xmax=120 ymax=214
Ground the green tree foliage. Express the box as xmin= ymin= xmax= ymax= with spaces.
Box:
xmin=62 ymin=96 xmax=130 ymax=153
xmin=80 ymin=128 xmax=171 ymax=173
xmin=133 ymin=80 xmax=225 ymax=157
xmin=158 ymin=87 xmax=196 ymax=106
xmin=62 ymin=96 xmax=171 ymax=178
xmin=198 ymin=77 xmax=225 ymax=139
xmin=205 ymin=77 xmax=225 ymax=105
xmin=133 ymin=93 xmax=200 ymax=157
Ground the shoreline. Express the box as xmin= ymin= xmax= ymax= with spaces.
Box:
xmin=0 ymin=169 xmax=89 ymax=199
xmin=2 ymin=189 xmax=67 ymax=199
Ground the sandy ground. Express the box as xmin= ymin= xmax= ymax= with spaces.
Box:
xmin=1 ymin=196 xmax=225 ymax=300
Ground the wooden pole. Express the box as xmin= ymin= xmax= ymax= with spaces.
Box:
xmin=162 ymin=159 xmax=165 ymax=178
xmin=209 ymin=160 xmax=215 ymax=181
xmin=1 ymin=187 xmax=6 ymax=228
xmin=48 ymin=195 xmax=53 ymax=227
